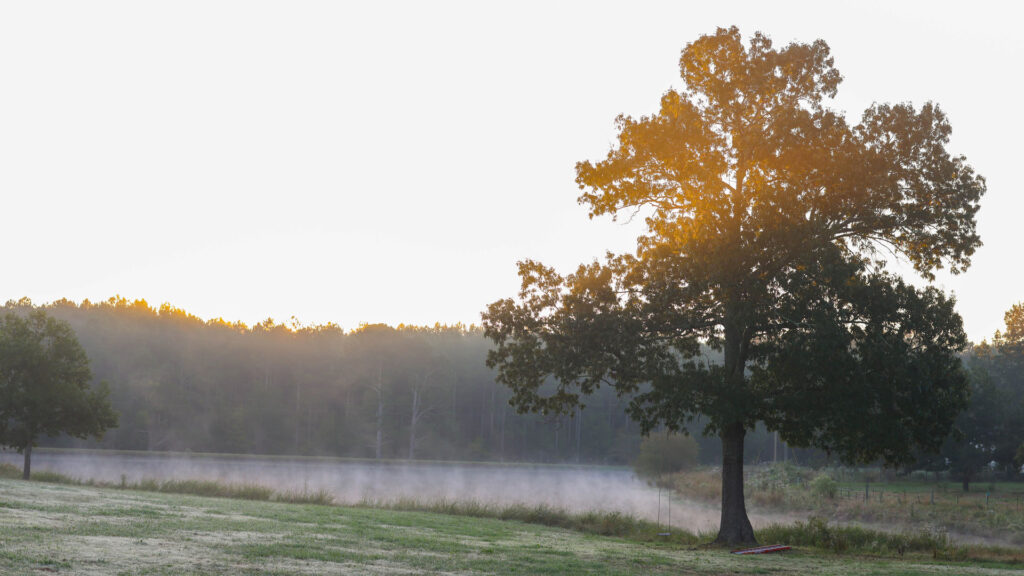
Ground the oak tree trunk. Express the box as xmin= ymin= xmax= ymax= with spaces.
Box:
xmin=714 ymin=423 xmax=757 ymax=546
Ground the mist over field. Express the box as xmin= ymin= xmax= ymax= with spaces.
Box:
xmin=0 ymin=450 xmax=800 ymax=532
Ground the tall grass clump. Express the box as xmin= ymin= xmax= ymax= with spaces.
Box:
xmin=29 ymin=470 xmax=79 ymax=484
xmin=758 ymin=516 xmax=950 ymax=555
xmin=156 ymin=479 xmax=274 ymax=500
xmin=0 ymin=462 xmax=21 ymax=479
xmin=274 ymin=489 xmax=335 ymax=505
xmin=0 ymin=462 xmax=81 ymax=484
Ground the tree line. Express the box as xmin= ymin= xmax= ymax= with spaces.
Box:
xmin=3 ymin=295 xmax=1020 ymax=485
xmin=930 ymin=303 xmax=1024 ymax=490
xmin=1 ymin=297 xmax=650 ymax=464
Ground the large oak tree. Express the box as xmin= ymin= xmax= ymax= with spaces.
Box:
xmin=482 ymin=28 xmax=984 ymax=545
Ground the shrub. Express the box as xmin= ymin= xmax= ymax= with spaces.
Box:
xmin=633 ymin=433 xmax=699 ymax=479
xmin=810 ymin=474 xmax=838 ymax=499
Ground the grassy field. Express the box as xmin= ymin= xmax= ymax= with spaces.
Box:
xmin=2 ymin=478 xmax=1024 ymax=575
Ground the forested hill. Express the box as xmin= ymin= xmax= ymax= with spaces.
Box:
xmin=3 ymin=297 xmax=669 ymax=463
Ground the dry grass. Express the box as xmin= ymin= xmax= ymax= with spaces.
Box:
xmin=662 ymin=464 xmax=1024 ymax=548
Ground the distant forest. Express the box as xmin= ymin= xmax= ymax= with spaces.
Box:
xmin=2 ymin=297 xmax=1020 ymax=477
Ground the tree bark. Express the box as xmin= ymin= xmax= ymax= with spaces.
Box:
xmin=22 ymin=444 xmax=31 ymax=480
xmin=574 ymin=405 xmax=582 ymax=463
xmin=409 ymin=387 xmax=420 ymax=460
xmin=499 ymin=403 xmax=506 ymax=462
xmin=714 ymin=423 xmax=757 ymax=546
xmin=375 ymin=363 xmax=384 ymax=460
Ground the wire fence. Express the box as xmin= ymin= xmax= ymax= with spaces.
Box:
xmin=740 ymin=467 xmax=1024 ymax=514
xmin=831 ymin=485 xmax=1024 ymax=511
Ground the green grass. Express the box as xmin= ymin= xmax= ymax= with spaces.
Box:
xmin=1 ymin=478 xmax=1022 ymax=575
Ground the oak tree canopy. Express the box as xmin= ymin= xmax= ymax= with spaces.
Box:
xmin=482 ymin=27 xmax=985 ymax=545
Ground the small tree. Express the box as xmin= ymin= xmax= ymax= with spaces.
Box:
xmin=0 ymin=310 xmax=118 ymax=479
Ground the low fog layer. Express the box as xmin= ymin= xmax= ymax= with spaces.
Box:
xmin=0 ymin=450 xmax=796 ymax=532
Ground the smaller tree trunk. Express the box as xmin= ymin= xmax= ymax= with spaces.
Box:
xmin=499 ymin=404 xmax=506 ymax=462
xmin=409 ymin=387 xmax=420 ymax=460
xmin=22 ymin=444 xmax=32 ymax=480
xmin=962 ymin=476 xmax=970 ymax=492
xmin=574 ymin=406 xmax=582 ymax=463
xmin=375 ymin=363 xmax=384 ymax=460
xmin=375 ymin=395 xmax=383 ymax=460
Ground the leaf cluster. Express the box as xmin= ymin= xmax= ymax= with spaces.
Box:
xmin=0 ymin=310 xmax=117 ymax=450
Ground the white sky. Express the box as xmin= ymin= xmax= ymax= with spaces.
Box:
xmin=1 ymin=1 xmax=1020 ymax=342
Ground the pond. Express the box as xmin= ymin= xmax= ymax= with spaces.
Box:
xmin=1 ymin=449 xmax=727 ymax=524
